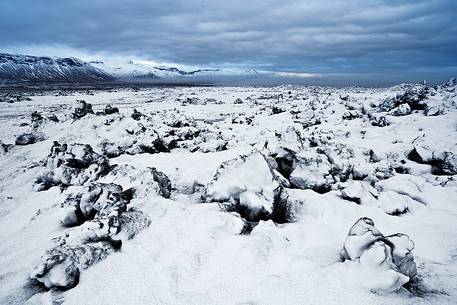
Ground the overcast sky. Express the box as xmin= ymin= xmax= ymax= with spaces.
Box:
xmin=1 ymin=0 xmax=456 ymax=84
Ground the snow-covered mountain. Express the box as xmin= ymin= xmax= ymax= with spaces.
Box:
xmin=0 ymin=53 xmax=114 ymax=83
xmin=89 ymin=59 xmax=260 ymax=80
xmin=0 ymin=52 xmax=318 ymax=84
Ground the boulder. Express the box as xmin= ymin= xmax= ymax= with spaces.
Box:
xmin=341 ymin=218 xmax=418 ymax=294
xmin=71 ymin=100 xmax=93 ymax=119
xmin=407 ymin=146 xmax=457 ymax=175
xmin=0 ymin=141 xmax=13 ymax=154
xmin=425 ymin=105 xmax=444 ymax=116
xmin=102 ymin=164 xmax=172 ymax=200
xmin=391 ymin=103 xmax=411 ymax=116
xmin=379 ymin=85 xmax=428 ymax=112
xmin=102 ymin=104 xmax=119 ymax=115
xmin=131 ymin=109 xmax=144 ymax=121
xmin=205 ymin=152 xmax=288 ymax=222
xmin=15 ymin=132 xmax=45 ymax=145
xmin=289 ymin=151 xmax=334 ymax=193
xmin=369 ymin=113 xmax=390 ymax=127
xmin=151 ymin=167 xmax=172 ymax=199
xmin=32 ymin=183 xmax=150 ymax=290
xmin=342 ymin=217 xmax=383 ymax=260
xmin=34 ymin=142 xmax=110 ymax=191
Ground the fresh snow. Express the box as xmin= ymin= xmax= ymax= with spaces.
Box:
xmin=0 ymin=81 xmax=456 ymax=305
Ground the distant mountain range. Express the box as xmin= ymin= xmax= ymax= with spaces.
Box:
xmin=0 ymin=53 xmax=263 ymax=84
xmin=89 ymin=59 xmax=262 ymax=80
xmin=90 ymin=59 xmax=225 ymax=79
xmin=0 ymin=53 xmax=115 ymax=83
xmin=0 ymin=52 xmax=319 ymax=84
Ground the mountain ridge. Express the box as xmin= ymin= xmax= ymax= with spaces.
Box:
xmin=0 ymin=53 xmax=115 ymax=83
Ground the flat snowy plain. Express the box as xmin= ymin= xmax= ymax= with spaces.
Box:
xmin=0 ymin=82 xmax=456 ymax=305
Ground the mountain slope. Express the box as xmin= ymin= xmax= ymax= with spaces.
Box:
xmin=90 ymin=60 xmax=224 ymax=79
xmin=0 ymin=53 xmax=115 ymax=83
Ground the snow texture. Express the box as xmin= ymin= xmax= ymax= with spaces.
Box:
xmin=0 ymin=79 xmax=457 ymax=305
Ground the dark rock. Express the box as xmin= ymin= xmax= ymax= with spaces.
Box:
xmin=72 ymin=100 xmax=93 ymax=119
xmin=0 ymin=141 xmax=13 ymax=154
xmin=131 ymin=109 xmax=143 ymax=121
xmin=379 ymin=85 xmax=428 ymax=112
xmin=34 ymin=142 xmax=110 ymax=191
xmin=31 ymin=182 xmax=151 ymax=290
xmin=342 ymin=217 xmax=383 ymax=260
xmin=15 ymin=132 xmax=45 ymax=145
xmin=407 ymin=146 xmax=457 ymax=175
xmin=151 ymin=167 xmax=171 ymax=198
xmin=101 ymin=104 xmax=119 ymax=115
xmin=369 ymin=113 xmax=390 ymax=127
xmin=30 ymin=240 xmax=112 ymax=289
xmin=31 ymin=111 xmax=44 ymax=126
xmin=47 ymin=114 xmax=59 ymax=122
xmin=342 ymin=110 xmax=363 ymax=120
xmin=272 ymin=106 xmax=286 ymax=114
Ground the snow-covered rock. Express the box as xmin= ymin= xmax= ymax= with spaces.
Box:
xmin=99 ymin=164 xmax=172 ymax=199
xmin=71 ymin=100 xmax=94 ymax=120
xmin=0 ymin=140 xmax=13 ymax=154
xmin=379 ymin=84 xmax=428 ymax=112
xmin=341 ymin=218 xmax=417 ymax=294
xmin=34 ymin=142 xmax=110 ymax=191
xmin=289 ymin=151 xmax=334 ymax=192
xmin=342 ymin=217 xmax=384 ymax=260
xmin=205 ymin=152 xmax=288 ymax=222
xmin=407 ymin=146 xmax=457 ymax=175
xmin=15 ymin=132 xmax=46 ymax=145
xmin=391 ymin=103 xmax=411 ymax=116
xmin=32 ymin=182 xmax=150 ymax=289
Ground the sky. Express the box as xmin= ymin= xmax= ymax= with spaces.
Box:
xmin=1 ymin=0 xmax=456 ymax=85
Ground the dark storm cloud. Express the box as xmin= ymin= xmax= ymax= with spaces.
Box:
xmin=1 ymin=0 xmax=456 ymax=81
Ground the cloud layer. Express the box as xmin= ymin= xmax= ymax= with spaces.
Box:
xmin=1 ymin=0 xmax=456 ymax=82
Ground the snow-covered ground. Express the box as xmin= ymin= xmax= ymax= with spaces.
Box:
xmin=0 ymin=81 xmax=456 ymax=305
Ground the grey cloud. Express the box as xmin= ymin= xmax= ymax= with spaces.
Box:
xmin=0 ymin=0 xmax=456 ymax=82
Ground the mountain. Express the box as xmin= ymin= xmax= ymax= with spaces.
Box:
xmin=0 ymin=52 xmax=319 ymax=84
xmin=0 ymin=53 xmax=115 ymax=83
xmin=90 ymin=60 xmax=225 ymax=80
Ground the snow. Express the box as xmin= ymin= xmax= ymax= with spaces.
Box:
xmin=0 ymin=82 xmax=457 ymax=304
xmin=205 ymin=152 xmax=279 ymax=220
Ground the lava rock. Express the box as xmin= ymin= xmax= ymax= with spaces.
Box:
xmin=407 ymin=146 xmax=457 ymax=175
xmin=342 ymin=109 xmax=363 ymax=120
xmin=205 ymin=152 xmax=289 ymax=222
xmin=379 ymin=84 xmax=428 ymax=112
xmin=369 ymin=113 xmax=390 ymax=127
xmin=30 ymin=111 xmax=44 ymax=127
xmin=131 ymin=109 xmax=144 ymax=121
xmin=71 ymin=100 xmax=93 ymax=119
xmin=31 ymin=240 xmax=113 ymax=289
xmin=0 ymin=141 xmax=13 ymax=154
xmin=34 ymin=142 xmax=110 ymax=191
xmin=15 ymin=132 xmax=45 ymax=145
xmin=100 ymin=104 xmax=119 ymax=115
xmin=425 ymin=105 xmax=444 ymax=116
xmin=341 ymin=217 xmax=418 ymax=294
xmin=151 ymin=167 xmax=172 ymax=198
xmin=32 ymin=182 xmax=150 ymax=290
xmin=342 ymin=217 xmax=384 ymax=260
xmin=391 ymin=103 xmax=411 ymax=116
xmin=289 ymin=151 xmax=334 ymax=193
